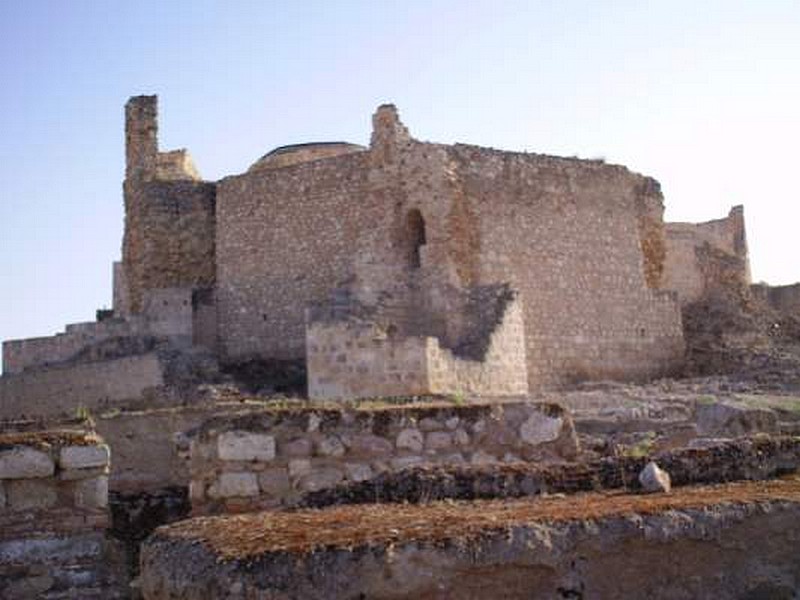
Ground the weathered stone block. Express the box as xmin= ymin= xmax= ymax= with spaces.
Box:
xmin=298 ymin=468 xmax=343 ymax=493
xmin=396 ymin=428 xmax=423 ymax=453
xmin=344 ymin=463 xmax=373 ymax=482
xmin=349 ymin=435 xmax=393 ymax=457
xmin=519 ymin=413 xmax=563 ymax=445
xmin=288 ymin=459 xmax=312 ymax=479
xmin=189 ymin=480 xmax=205 ymax=502
xmin=208 ymin=472 xmax=259 ymax=499
xmin=425 ymin=431 xmax=453 ymax=450
xmin=7 ymin=479 xmax=58 ymax=511
xmin=639 ymin=461 xmax=671 ymax=493
xmin=258 ymin=468 xmax=291 ymax=496
xmin=0 ymin=447 xmax=54 ymax=479
xmin=59 ymin=444 xmax=110 ymax=470
xmin=74 ymin=475 xmax=109 ymax=509
xmin=282 ymin=438 xmax=313 ymax=458
xmin=470 ymin=450 xmax=496 ymax=465
xmin=218 ymin=432 xmax=276 ymax=462
xmin=317 ymin=436 xmax=345 ymax=457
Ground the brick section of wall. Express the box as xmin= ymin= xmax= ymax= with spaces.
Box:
xmin=0 ymin=430 xmax=125 ymax=598
xmin=123 ymin=179 xmax=216 ymax=313
xmin=216 ymin=152 xmax=375 ymax=361
xmin=0 ymin=353 xmax=163 ymax=419
xmin=663 ymin=206 xmax=751 ymax=305
xmin=186 ymin=402 xmax=577 ymax=515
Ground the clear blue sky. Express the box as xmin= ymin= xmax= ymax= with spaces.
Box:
xmin=1 ymin=0 xmax=799 ymax=349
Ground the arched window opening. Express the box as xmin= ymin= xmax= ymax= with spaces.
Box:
xmin=406 ymin=209 xmax=427 ymax=269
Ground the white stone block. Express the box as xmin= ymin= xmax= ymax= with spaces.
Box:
xmin=0 ymin=447 xmax=55 ymax=479
xmin=208 ymin=472 xmax=259 ymax=499
xmin=217 ymin=431 xmax=276 ymax=462
xmin=59 ymin=444 xmax=110 ymax=470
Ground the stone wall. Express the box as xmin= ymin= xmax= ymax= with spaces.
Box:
xmin=216 ymin=151 xmax=376 ymax=361
xmin=3 ymin=318 xmax=143 ymax=375
xmin=306 ymin=288 xmax=528 ymax=399
xmin=0 ymin=430 xmax=125 ymax=598
xmin=3 ymin=285 xmax=196 ymax=375
xmin=444 ymin=144 xmax=685 ymax=385
xmin=140 ymin=478 xmax=800 ymax=600
xmin=752 ymin=282 xmax=800 ymax=314
xmin=663 ymin=206 xmax=751 ymax=305
xmin=216 ymin=104 xmax=684 ymax=387
xmin=0 ymin=353 xmax=164 ymax=419
xmin=186 ymin=401 xmax=577 ymax=515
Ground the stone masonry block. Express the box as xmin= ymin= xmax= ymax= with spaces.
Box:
xmin=519 ymin=413 xmax=563 ymax=446
xmin=218 ymin=432 xmax=276 ymax=462
xmin=74 ymin=475 xmax=109 ymax=509
xmin=208 ymin=472 xmax=259 ymax=499
xmin=0 ymin=447 xmax=55 ymax=479
xmin=59 ymin=444 xmax=110 ymax=470
xmin=396 ymin=429 xmax=423 ymax=453
xmin=7 ymin=479 xmax=58 ymax=511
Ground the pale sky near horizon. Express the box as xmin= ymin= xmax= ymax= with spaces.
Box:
xmin=1 ymin=0 xmax=799 ymax=352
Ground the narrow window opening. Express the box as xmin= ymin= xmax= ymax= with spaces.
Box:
xmin=406 ymin=209 xmax=427 ymax=269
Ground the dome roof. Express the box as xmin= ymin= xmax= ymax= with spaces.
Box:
xmin=248 ymin=142 xmax=366 ymax=172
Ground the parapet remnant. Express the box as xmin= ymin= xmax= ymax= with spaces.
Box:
xmin=0 ymin=430 xmax=126 ymax=598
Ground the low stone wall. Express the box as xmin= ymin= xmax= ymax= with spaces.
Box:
xmin=187 ymin=401 xmax=578 ymax=515
xmin=0 ymin=430 xmax=126 ymax=598
xmin=306 ymin=292 xmax=528 ymax=400
xmin=140 ymin=477 xmax=800 ymax=600
xmin=0 ymin=353 xmax=164 ymax=419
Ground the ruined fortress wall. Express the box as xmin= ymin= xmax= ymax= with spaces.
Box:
xmin=0 ymin=353 xmax=163 ymax=419
xmin=122 ymin=179 xmax=216 ymax=313
xmin=751 ymin=282 xmax=800 ymax=314
xmin=187 ymin=402 xmax=576 ymax=515
xmin=448 ymin=147 xmax=684 ymax=385
xmin=0 ymin=431 xmax=124 ymax=597
xmin=216 ymin=152 xmax=376 ymax=362
xmin=2 ymin=317 xmax=153 ymax=375
xmin=662 ymin=206 xmax=750 ymax=304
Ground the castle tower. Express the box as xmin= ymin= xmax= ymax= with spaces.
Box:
xmin=125 ymin=95 xmax=158 ymax=180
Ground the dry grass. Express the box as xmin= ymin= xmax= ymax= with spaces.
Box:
xmin=161 ymin=475 xmax=800 ymax=561
xmin=0 ymin=429 xmax=102 ymax=450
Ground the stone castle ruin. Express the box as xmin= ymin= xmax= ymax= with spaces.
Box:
xmin=2 ymin=96 xmax=800 ymax=599
xmin=1 ymin=95 xmax=770 ymax=409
